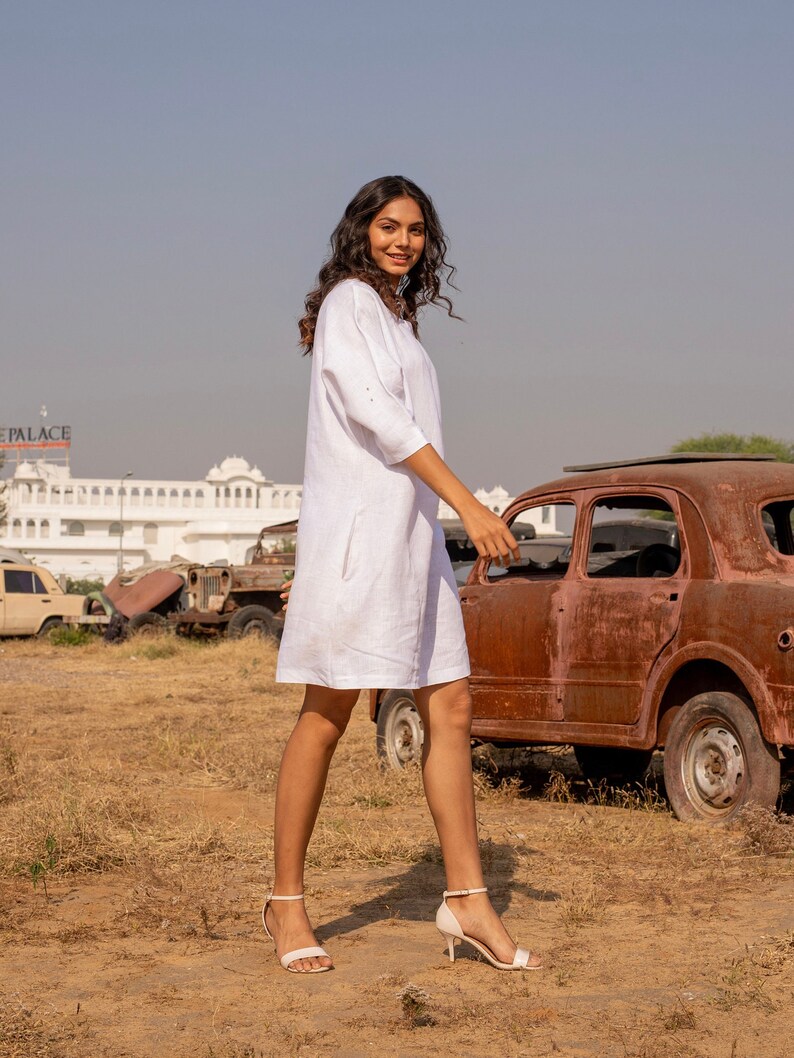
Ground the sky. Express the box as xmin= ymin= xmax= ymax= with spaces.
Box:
xmin=2 ymin=1 xmax=793 ymax=495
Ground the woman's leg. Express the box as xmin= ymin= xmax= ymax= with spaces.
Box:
xmin=267 ymin=684 xmax=359 ymax=972
xmin=414 ymin=678 xmax=541 ymax=966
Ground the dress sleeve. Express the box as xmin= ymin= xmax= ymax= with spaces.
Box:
xmin=319 ymin=283 xmax=430 ymax=465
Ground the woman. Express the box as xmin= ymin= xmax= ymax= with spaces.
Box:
xmin=265 ymin=176 xmax=541 ymax=974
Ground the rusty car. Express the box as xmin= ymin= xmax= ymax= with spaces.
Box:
xmin=100 ymin=560 xmax=191 ymax=635
xmin=371 ymin=454 xmax=794 ymax=823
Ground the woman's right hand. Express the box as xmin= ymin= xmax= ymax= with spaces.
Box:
xmin=279 ymin=578 xmax=293 ymax=611
xmin=459 ymin=500 xmax=520 ymax=566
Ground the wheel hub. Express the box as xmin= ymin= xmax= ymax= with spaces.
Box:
xmin=389 ymin=707 xmax=423 ymax=765
xmin=685 ymin=723 xmax=745 ymax=811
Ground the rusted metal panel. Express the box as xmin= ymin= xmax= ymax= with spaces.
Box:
xmin=229 ymin=568 xmax=289 ymax=591
xmin=103 ymin=570 xmax=184 ymax=619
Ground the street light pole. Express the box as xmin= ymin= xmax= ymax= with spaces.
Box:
xmin=118 ymin=470 xmax=133 ymax=573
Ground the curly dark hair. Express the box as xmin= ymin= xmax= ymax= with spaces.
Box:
xmin=299 ymin=175 xmax=458 ymax=354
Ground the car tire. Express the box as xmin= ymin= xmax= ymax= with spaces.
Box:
xmin=37 ymin=617 xmax=65 ymax=638
xmin=574 ymin=745 xmax=653 ymax=785
xmin=127 ymin=611 xmax=168 ymax=637
xmin=376 ymin=689 xmax=424 ymax=770
xmin=663 ymin=691 xmax=780 ymax=823
xmin=227 ymin=605 xmax=278 ymax=641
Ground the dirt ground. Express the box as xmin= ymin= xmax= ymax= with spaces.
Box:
xmin=0 ymin=635 xmax=792 ymax=1058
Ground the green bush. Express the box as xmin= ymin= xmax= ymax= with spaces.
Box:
xmin=46 ymin=625 xmax=96 ymax=647
xmin=65 ymin=577 xmax=105 ymax=596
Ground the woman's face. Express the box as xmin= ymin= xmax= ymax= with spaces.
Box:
xmin=367 ymin=196 xmax=425 ymax=287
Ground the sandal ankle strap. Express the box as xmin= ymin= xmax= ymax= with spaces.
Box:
xmin=444 ymin=887 xmax=488 ymax=898
xmin=266 ymin=893 xmax=305 ymax=901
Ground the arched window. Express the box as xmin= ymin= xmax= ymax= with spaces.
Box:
xmin=11 ymin=519 xmax=21 ymax=537
xmin=51 ymin=488 xmax=61 ymax=505
xmin=143 ymin=523 xmax=158 ymax=545
xmin=195 ymin=489 xmax=205 ymax=508
xmin=245 ymin=487 xmax=253 ymax=508
xmin=182 ymin=489 xmax=192 ymax=507
xmin=26 ymin=519 xmax=35 ymax=538
xmin=68 ymin=521 xmax=85 ymax=536
xmin=108 ymin=522 xmax=123 ymax=537
xmin=169 ymin=488 xmax=179 ymax=506
xmin=144 ymin=488 xmax=153 ymax=507
xmin=272 ymin=490 xmax=281 ymax=509
xmin=40 ymin=519 xmax=50 ymax=539
xmin=91 ymin=487 xmax=101 ymax=505
xmin=104 ymin=487 xmax=114 ymax=506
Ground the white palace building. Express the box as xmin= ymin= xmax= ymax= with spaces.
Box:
xmin=0 ymin=453 xmax=528 ymax=582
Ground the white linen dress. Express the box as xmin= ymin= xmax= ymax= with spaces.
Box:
xmin=276 ymin=278 xmax=470 ymax=690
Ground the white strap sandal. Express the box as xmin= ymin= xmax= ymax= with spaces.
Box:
xmin=262 ymin=893 xmax=332 ymax=974
xmin=435 ymin=887 xmax=541 ymax=971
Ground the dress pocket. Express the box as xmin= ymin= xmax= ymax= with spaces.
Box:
xmin=341 ymin=511 xmax=359 ymax=582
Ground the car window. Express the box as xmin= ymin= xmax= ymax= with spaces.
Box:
xmin=761 ymin=500 xmax=794 ymax=555
xmin=33 ymin=573 xmax=48 ymax=594
xmin=586 ymin=496 xmax=681 ymax=578
xmin=485 ymin=502 xmax=576 ymax=582
xmin=3 ymin=569 xmax=36 ymax=593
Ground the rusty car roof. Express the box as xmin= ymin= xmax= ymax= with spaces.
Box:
xmin=518 ymin=457 xmax=794 ymax=504
xmin=562 ymin=453 xmax=776 ymax=473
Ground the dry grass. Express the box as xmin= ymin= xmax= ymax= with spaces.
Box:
xmin=0 ymin=993 xmax=93 ymax=1058
xmin=0 ymin=636 xmax=792 ymax=1058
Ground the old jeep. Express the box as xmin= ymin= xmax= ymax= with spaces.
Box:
xmin=171 ymin=526 xmax=295 ymax=640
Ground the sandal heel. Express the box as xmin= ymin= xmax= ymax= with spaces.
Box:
xmin=434 ymin=886 xmax=542 ymax=972
xmin=438 ymin=928 xmax=456 ymax=962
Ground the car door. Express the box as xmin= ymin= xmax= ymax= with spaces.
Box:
xmin=557 ymin=489 xmax=686 ymax=726
xmin=2 ymin=567 xmax=54 ymax=633
xmin=460 ymin=499 xmax=576 ymax=728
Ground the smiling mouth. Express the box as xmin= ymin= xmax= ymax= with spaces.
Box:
xmin=387 ymin=254 xmax=410 ymax=263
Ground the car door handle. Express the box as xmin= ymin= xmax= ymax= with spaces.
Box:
xmin=650 ymin=591 xmax=678 ymax=603
xmin=41 ymin=599 xmax=52 ymax=604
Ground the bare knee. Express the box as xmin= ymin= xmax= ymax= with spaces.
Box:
xmin=416 ymin=680 xmax=472 ymax=739
xmin=298 ymin=687 xmax=359 ymax=746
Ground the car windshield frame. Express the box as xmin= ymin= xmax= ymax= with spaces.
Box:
xmin=470 ymin=494 xmax=578 ymax=585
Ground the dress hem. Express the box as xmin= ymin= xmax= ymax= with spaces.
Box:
xmin=275 ymin=660 xmax=471 ymax=691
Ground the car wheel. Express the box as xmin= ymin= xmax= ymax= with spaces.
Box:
xmin=376 ymin=689 xmax=424 ymax=770
xmin=574 ymin=745 xmax=653 ymax=784
xmin=37 ymin=617 xmax=65 ymax=638
xmin=227 ymin=605 xmax=278 ymax=641
xmin=127 ymin=611 xmax=167 ymax=637
xmin=663 ymin=691 xmax=780 ymax=823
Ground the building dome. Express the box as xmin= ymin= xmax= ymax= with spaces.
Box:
xmin=219 ymin=456 xmax=251 ymax=475
xmin=206 ymin=456 xmax=265 ymax=484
